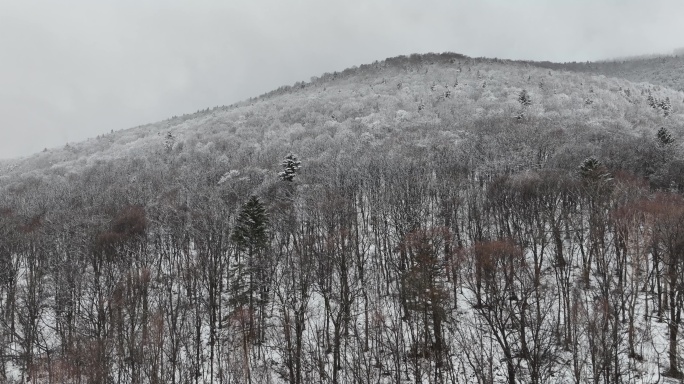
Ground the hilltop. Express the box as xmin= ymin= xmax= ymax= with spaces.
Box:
xmin=2 ymin=53 xmax=683 ymax=181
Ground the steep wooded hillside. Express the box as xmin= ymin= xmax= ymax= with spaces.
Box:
xmin=1 ymin=53 xmax=684 ymax=383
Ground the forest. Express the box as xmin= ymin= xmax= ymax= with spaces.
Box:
xmin=1 ymin=52 xmax=684 ymax=383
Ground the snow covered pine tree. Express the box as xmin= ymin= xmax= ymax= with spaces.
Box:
xmin=279 ymin=154 xmax=301 ymax=182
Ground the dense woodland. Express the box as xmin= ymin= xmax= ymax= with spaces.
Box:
xmin=1 ymin=52 xmax=684 ymax=383
xmin=530 ymin=53 xmax=684 ymax=93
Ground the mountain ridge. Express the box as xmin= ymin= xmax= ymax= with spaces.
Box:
xmin=2 ymin=51 xmax=683 ymax=178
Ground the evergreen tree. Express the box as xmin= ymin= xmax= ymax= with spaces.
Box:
xmin=660 ymin=97 xmax=672 ymax=117
xmin=579 ymin=156 xmax=611 ymax=182
xmin=518 ymin=89 xmax=532 ymax=107
xmin=232 ymin=196 xmax=268 ymax=253
xmin=279 ymin=154 xmax=301 ymax=182
xmin=230 ymin=196 xmax=269 ymax=311
xmin=657 ymin=127 xmax=675 ymax=147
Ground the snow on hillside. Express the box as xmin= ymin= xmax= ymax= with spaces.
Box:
xmin=1 ymin=53 xmax=684 ymax=383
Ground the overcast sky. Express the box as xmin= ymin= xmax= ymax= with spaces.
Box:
xmin=1 ymin=0 xmax=683 ymax=159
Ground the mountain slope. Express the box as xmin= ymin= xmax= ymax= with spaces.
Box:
xmin=530 ymin=53 xmax=684 ymax=92
xmin=3 ymin=53 xmax=683 ymax=179
xmin=0 ymin=53 xmax=684 ymax=383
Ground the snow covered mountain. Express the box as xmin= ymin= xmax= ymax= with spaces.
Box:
xmin=1 ymin=52 xmax=684 ymax=383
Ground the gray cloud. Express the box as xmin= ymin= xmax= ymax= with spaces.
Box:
xmin=1 ymin=0 xmax=683 ymax=159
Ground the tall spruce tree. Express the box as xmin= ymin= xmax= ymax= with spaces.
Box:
xmin=230 ymin=196 xmax=269 ymax=312
xmin=232 ymin=196 xmax=268 ymax=254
